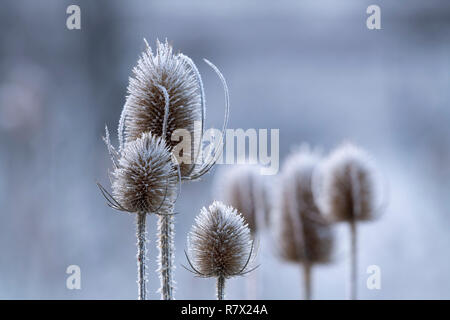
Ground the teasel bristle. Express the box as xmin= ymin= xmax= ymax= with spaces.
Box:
xmin=215 ymin=165 xmax=271 ymax=234
xmin=275 ymin=145 xmax=334 ymax=300
xmin=185 ymin=201 xmax=256 ymax=300
xmin=118 ymin=39 xmax=229 ymax=180
xmin=317 ymin=142 xmax=378 ymax=300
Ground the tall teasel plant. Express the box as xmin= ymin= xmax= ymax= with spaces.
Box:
xmin=214 ymin=165 xmax=271 ymax=298
xmin=275 ymin=146 xmax=334 ymax=300
xmin=100 ymin=39 xmax=229 ymax=300
xmin=317 ymin=143 xmax=378 ymax=300
xmin=185 ymin=201 xmax=256 ymax=300
xmin=99 ymin=130 xmax=179 ymax=300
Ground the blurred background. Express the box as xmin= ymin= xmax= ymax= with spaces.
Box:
xmin=0 ymin=0 xmax=449 ymax=299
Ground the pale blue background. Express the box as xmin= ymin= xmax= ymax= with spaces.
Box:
xmin=0 ymin=0 xmax=449 ymax=299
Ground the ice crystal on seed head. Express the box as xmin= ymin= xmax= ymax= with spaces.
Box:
xmin=187 ymin=201 xmax=255 ymax=278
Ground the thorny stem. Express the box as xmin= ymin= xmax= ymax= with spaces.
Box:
xmin=303 ymin=262 xmax=312 ymax=300
xmin=158 ymin=210 xmax=175 ymax=300
xmin=217 ymin=275 xmax=225 ymax=300
xmin=349 ymin=219 xmax=357 ymax=300
xmin=136 ymin=212 xmax=147 ymax=300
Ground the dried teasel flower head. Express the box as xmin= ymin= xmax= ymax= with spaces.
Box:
xmin=276 ymin=145 xmax=334 ymax=264
xmin=186 ymin=201 xmax=256 ymax=278
xmin=99 ymin=130 xmax=179 ymax=215
xmin=317 ymin=142 xmax=377 ymax=223
xmin=214 ymin=165 xmax=271 ymax=234
xmin=122 ymin=39 xmax=201 ymax=150
xmin=119 ymin=39 xmax=229 ymax=180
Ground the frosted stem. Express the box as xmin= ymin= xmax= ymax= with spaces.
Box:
xmin=136 ymin=212 xmax=147 ymax=300
xmin=303 ymin=262 xmax=312 ymax=300
xmin=158 ymin=212 xmax=175 ymax=300
xmin=246 ymin=262 xmax=258 ymax=299
xmin=217 ymin=275 xmax=225 ymax=300
xmin=349 ymin=220 xmax=357 ymax=300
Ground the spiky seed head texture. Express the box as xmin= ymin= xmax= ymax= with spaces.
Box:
xmin=123 ymin=39 xmax=202 ymax=175
xmin=276 ymin=146 xmax=334 ymax=264
xmin=319 ymin=143 xmax=376 ymax=223
xmin=215 ymin=165 xmax=271 ymax=234
xmin=188 ymin=201 xmax=253 ymax=278
xmin=112 ymin=132 xmax=178 ymax=214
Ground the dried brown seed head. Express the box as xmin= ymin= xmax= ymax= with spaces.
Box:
xmin=187 ymin=201 xmax=254 ymax=278
xmin=111 ymin=132 xmax=178 ymax=214
xmin=319 ymin=143 xmax=376 ymax=223
xmin=119 ymin=39 xmax=230 ymax=180
xmin=121 ymin=39 xmax=202 ymax=176
xmin=276 ymin=146 xmax=334 ymax=264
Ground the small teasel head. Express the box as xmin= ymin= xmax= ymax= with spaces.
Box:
xmin=214 ymin=165 xmax=271 ymax=234
xmin=119 ymin=39 xmax=229 ymax=180
xmin=318 ymin=142 xmax=377 ymax=223
xmin=185 ymin=201 xmax=256 ymax=279
xmin=99 ymin=131 xmax=179 ymax=214
xmin=275 ymin=145 xmax=334 ymax=264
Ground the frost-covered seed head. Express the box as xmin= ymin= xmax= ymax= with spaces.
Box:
xmin=276 ymin=146 xmax=334 ymax=264
xmin=215 ymin=165 xmax=271 ymax=234
xmin=123 ymin=39 xmax=202 ymax=175
xmin=188 ymin=201 xmax=253 ymax=278
xmin=319 ymin=143 xmax=376 ymax=222
xmin=112 ymin=132 xmax=177 ymax=213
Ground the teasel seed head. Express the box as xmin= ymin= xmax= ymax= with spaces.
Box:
xmin=119 ymin=39 xmax=230 ymax=180
xmin=122 ymin=39 xmax=201 ymax=149
xmin=186 ymin=201 xmax=256 ymax=279
xmin=103 ymin=131 xmax=178 ymax=214
xmin=276 ymin=145 xmax=334 ymax=264
xmin=215 ymin=165 xmax=271 ymax=234
xmin=318 ymin=143 xmax=377 ymax=223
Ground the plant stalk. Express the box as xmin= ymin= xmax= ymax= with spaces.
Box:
xmin=247 ymin=260 xmax=258 ymax=299
xmin=158 ymin=212 xmax=175 ymax=300
xmin=303 ymin=262 xmax=312 ymax=300
xmin=217 ymin=275 xmax=225 ymax=300
xmin=349 ymin=219 xmax=357 ymax=300
xmin=136 ymin=211 xmax=147 ymax=300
